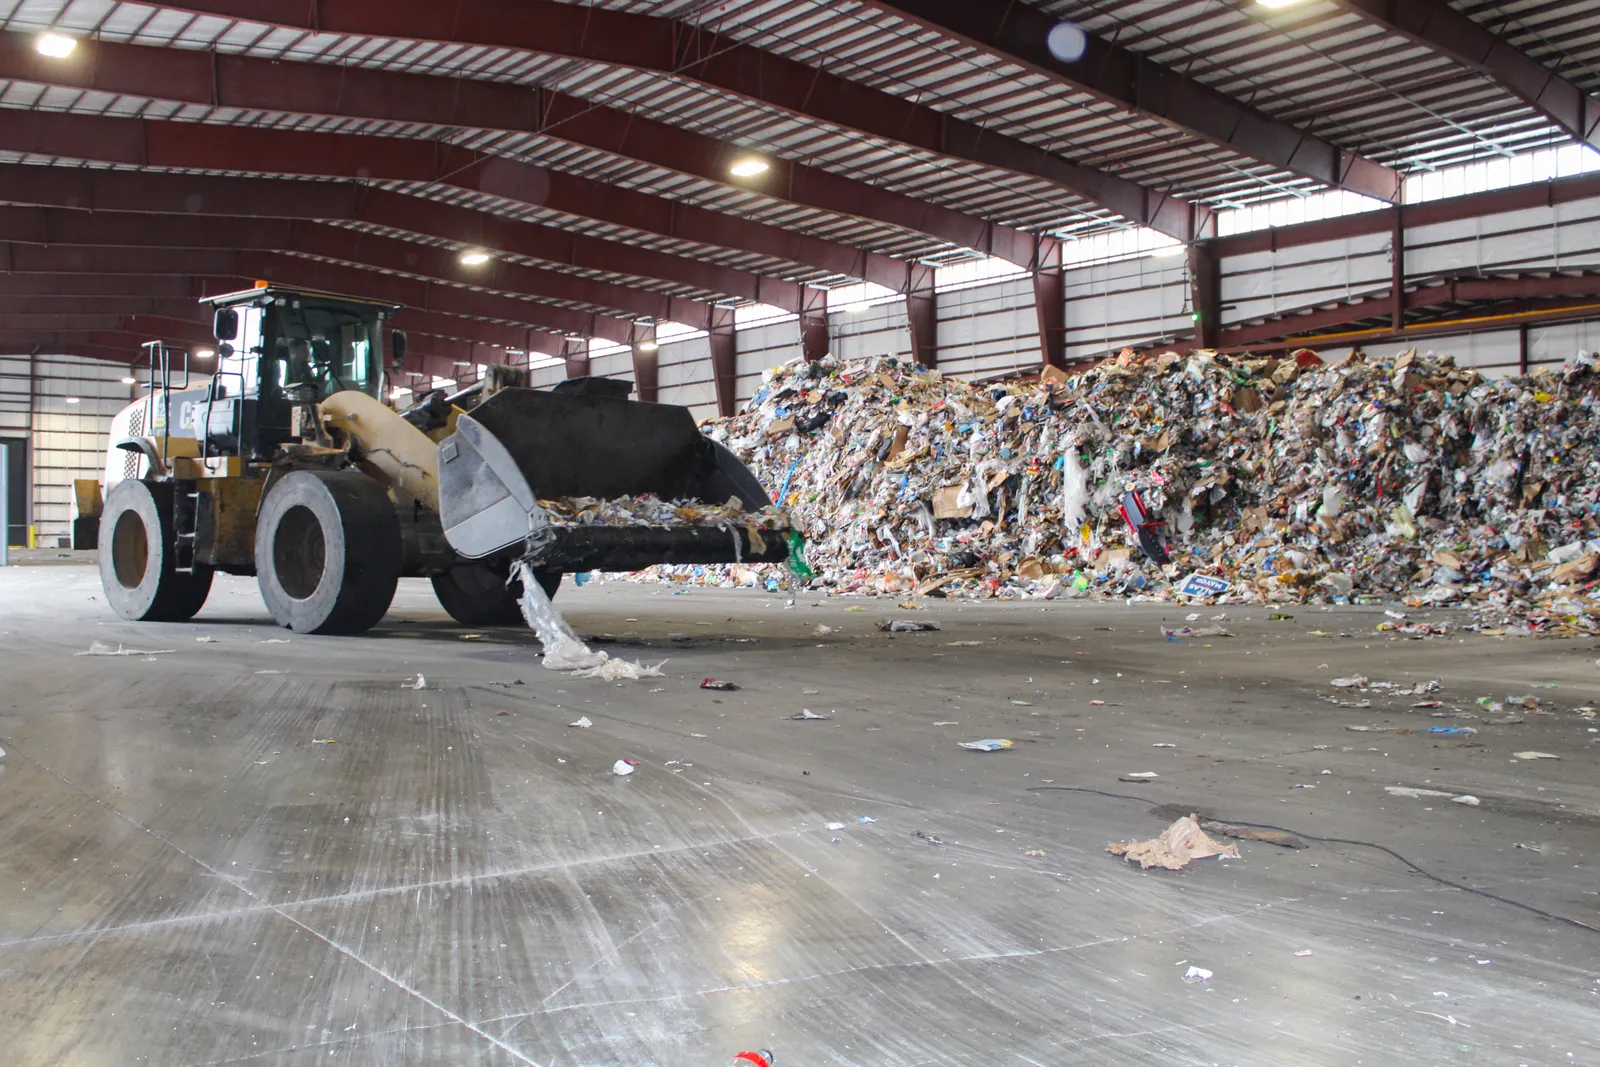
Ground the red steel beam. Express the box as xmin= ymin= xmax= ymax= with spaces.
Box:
xmin=0 ymin=296 xmax=202 ymax=320
xmin=0 ymin=161 xmax=775 ymax=313
xmin=800 ymin=287 xmax=829 ymax=364
xmin=0 ymin=339 xmax=139 ymax=362
xmin=1217 ymin=273 xmax=1600 ymax=346
xmin=708 ymin=308 xmax=737 ymax=417
xmin=238 ymin=251 xmax=622 ymax=346
xmin=1188 ymin=242 xmax=1221 ymax=350
xmin=0 ymin=273 xmax=211 ymax=299
xmin=0 ymin=243 xmax=243 ymax=276
xmin=1340 ymin=0 xmax=1600 ymax=150
xmin=142 ymin=0 xmax=1205 ymax=241
xmin=859 ymin=0 xmax=1400 ymax=203
xmin=1207 ymin=172 xmax=1600 ymax=259
xmin=0 ymin=109 xmax=909 ymax=295
xmin=1032 ymin=238 xmax=1065 ymax=370
xmin=905 ymin=265 xmax=938 ymax=369
xmin=0 ymin=31 xmax=1035 ymax=268
xmin=0 ymin=326 xmax=484 ymax=380
xmin=0 ymin=206 xmax=644 ymax=344
xmin=0 ymin=266 xmax=564 ymax=357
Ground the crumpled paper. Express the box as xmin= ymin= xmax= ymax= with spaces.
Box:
xmin=1107 ymin=814 xmax=1242 ymax=870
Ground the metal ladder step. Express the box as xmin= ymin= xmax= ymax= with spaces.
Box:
xmin=174 ymin=490 xmax=199 ymax=573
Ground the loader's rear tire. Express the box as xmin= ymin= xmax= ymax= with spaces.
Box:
xmin=432 ymin=562 xmax=560 ymax=626
xmin=98 ymin=479 xmax=213 ymax=622
xmin=255 ymin=470 xmax=401 ymax=634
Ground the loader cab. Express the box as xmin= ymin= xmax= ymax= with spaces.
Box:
xmin=203 ymin=285 xmax=401 ymax=460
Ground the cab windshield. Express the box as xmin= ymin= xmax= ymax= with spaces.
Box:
xmin=265 ymin=299 xmax=383 ymax=402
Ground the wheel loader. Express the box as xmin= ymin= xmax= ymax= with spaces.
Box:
xmin=95 ymin=283 xmax=789 ymax=633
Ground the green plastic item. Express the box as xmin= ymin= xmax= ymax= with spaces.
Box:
xmin=786 ymin=530 xmax=816 ymax=580
xmin=1071 ymin=570 xmax=1091 ymax=591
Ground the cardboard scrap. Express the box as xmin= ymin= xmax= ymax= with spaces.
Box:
xmin=1107 ymin=814 xmax=1241 ymax=870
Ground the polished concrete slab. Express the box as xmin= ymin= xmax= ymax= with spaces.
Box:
xmin=1 ymin=566 xmax=1597 ymax=1065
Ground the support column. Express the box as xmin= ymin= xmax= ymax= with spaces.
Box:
xmin=562 ymin=337 xmax=589 ymax=379
xmin=1032 ymin=236 xmax=1066 ymax=369
xmin=709 ymin=307 xmax=737 ymax=417
xmin=1187 ymin=241 xmax=1221 ymax=349
xmin=905 ymin=264 xmax=937 ymax=369
xmin=1519 ymin=322 xmax=1531 ymax=375
xmin=632 ymin=323 xmax=659 ymax=402
xmin=1390 ymin=207 xmax=1405 ymax=332
xmin=800 ymin=285 xmax=829 ymax=362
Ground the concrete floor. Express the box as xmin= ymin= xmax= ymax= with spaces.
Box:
xmin=1 ymin=566 xmax=1597 ymax=1066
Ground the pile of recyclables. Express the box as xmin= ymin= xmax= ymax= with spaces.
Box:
xmin=640 ymin=347 xmax=1600 ymax=636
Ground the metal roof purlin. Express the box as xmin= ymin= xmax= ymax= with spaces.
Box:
xmin=138 ymin=0 xmax=1207 ymax=241
xmin=856 ymin=0 xmax=1404 ymax=203
xmin=1336 ymin=0 xmax=1600 ymax=152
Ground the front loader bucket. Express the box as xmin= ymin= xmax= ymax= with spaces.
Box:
xmin=436 ymin=386 xmax=788 ymax=570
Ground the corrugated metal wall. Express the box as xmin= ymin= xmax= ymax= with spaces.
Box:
xmin=1 ymin=355 xmax=132 ymax=546
xmin=1220 ymin=191 xmax=1600 ymax=377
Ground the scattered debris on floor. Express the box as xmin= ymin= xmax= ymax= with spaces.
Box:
xmin=1386 ymin=786 xmax=1481 ymax=804
xmin=405 ymin=674 xmax=427 ymax=690
xmin=701 ymin=678 xmax=740 ymax=690
xmin=1107 ymin=814 xmax=1242 ymax=870
xmin=612 ymin=759 xmax=636 ymax=776
xmin=76 ymin=641 xmax=174 ymax=656
xmin=1513 ymin=751 xmax=1561 ymax=760
xmin=734 ymin=1049 xmax=775 ymax=1067
xmin=959 ymin=738 xmax=1013 ymax=751
xmin=1182 ymin=965 xmax=1213 ymax=983
xmin=195 ymin=636 xmax=217 ymax=643
xmin=878 ymin=619 xmax=940 ymax=632
xmin=1120 ymin=771 xmax=1160 ymax=782
xmin=568 ymin=716 xmax=593 ymax=728
xmin=518 ymin=561 xmax=663 ymax=680
xmin=911 ymin=829 xmax=944 ymax=845
xmin=785 ymin=709 xmax=831 ymax=720
xmin=1198 ymin=820 xmax=1306 ymax=849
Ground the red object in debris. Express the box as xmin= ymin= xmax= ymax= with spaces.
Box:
xmin=701 ymin=678 xmax=740 ymax=691
xmin=735 ymin=1052 xmax=774 ymax=1067
xmin=1292 ymin=348 xmax=1325 ymax=367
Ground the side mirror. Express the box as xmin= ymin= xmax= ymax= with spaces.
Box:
xmin=213 ymin=308 xmax=239 ymax=341
xmin=216 ymin=342 xmax=235 ymax=360
xmin=391 ymin=329 xmax=408 ymax=365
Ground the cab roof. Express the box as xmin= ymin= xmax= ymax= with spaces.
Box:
xmin=201 ymin=283 xmax=402 ymax=313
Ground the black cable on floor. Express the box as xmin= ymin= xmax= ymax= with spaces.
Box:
xmin=1026 ymin=785 xmax=1599 ymax=936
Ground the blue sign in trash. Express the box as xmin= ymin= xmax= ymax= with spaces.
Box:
xmin=1176 ymin=573 xmax=1233 ymax=598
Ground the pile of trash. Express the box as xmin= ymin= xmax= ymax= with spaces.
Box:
xmin=538 ymin=494 xmax=786 ymax=530
xmin=647 ymin=347 xmax=1600 ymax=634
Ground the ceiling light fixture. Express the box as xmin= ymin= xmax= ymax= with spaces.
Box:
xmin=121 ymin=376 xmax=136 ymax=385
xmin=636 ymin=339 xmax=660 ymax=352
xmin=459 ymin=250 xmax=492 ymax=266
xmin=35 ymin=32 xmax=77 ymax=58
xmin=841 ymin=302 xmax=869 ymax=314
xmin=1256 ymin=0 xmax=1305 ymax=8
xmin=65 ymin=396 xmax=81 ymax=404
xmin=729 ymin=156 xmax=770 ymax=178
xmin=193 ymin=347 xmax=214 ymax=359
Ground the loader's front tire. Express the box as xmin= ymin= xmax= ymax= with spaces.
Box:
xmin=98 ymin=479 xmax=213 ymax=622
xmin=432 ymin=561 xmax=560 ymax=626
xmin=256 ymin=470 xmax=401 ymax=634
